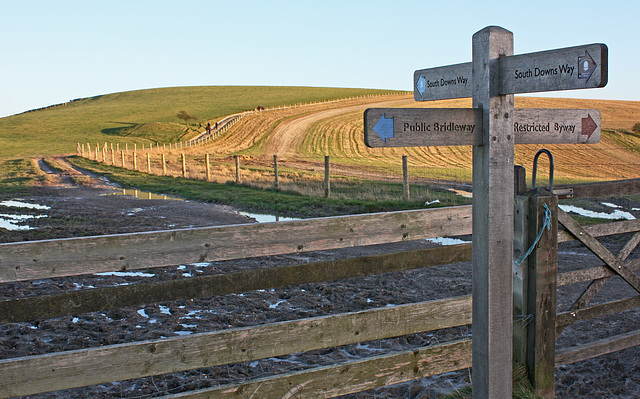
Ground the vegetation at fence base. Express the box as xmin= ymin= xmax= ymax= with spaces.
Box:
xmin=441 ymin=365 xmax=542 ymax=399
xmin=0 ymin=159 xmax=49 ymax=192
xmin=68 ymin=157 xmax=468 ymax=217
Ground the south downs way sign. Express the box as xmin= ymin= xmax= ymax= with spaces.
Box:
xmin=364 ymin=107 xmax=601 ymax=147
xmin=414 ymin=43 xmax=607 ymax=101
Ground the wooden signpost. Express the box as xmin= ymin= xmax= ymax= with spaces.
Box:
xmin=365 ymin=26 xmax=607 ymax=398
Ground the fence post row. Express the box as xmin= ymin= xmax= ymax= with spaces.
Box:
xmin=234 ymin=155 xmax=240 ymax=184
xmin=402 ymin=155 xmax=410 ymax=201
xmin=324 ymin=155 xmax=331 ymax=198
xmin=273 ymin=154 xmax=279 ymax=188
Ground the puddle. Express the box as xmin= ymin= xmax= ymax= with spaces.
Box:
xmin=0 ymin=200 xmax=51 ymax=210
xmin=103 ymin=188 xmax=182 ymax=201
xmin=0 ymin=200 xmax=50 ymax=230
xmin=237 ymin=211 xmax=300 ymax=223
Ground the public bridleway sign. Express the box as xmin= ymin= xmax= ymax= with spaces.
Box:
xmin=363 ymin=26 xmax=608 ymax=399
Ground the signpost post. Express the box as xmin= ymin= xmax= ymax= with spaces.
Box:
xmin=365 ymin=26 xmax=607 ymax=398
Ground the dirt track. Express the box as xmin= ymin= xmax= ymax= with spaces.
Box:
xmin=262 ymin=98 xmax=412 ymax=157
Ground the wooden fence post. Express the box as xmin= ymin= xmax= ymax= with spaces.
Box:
xmin=121 ymin=151 xmax=125 ymax=168
xmin=513 ymin=188 xmax=558 ymax=398
xmin=111 ymin=145 xmax=115 ymax=165
xmin=181 ymin=153 xmax=187 ymax=178
xmin=234 ymin=155 xmax=241 ymax=184
xmin=324 ymin=155 xmax=331 ymax=198
xmin=471 ymin=26 xmax=515 ymax=398
xmin=133 ymin=152 xmax=137 ymax=170
xmin=205 ymin=154 xmax=211 ymax=181
xmin=147 ymin=153 xmax=151 ymax=174
xmin=402 ymin=155 xmax=410 ymax=201
xmin=274 ymin=155 xmax=279 ymax=188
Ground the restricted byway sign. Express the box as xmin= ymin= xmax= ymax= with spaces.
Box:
xmin=364 ymin=108 xmax=600 ymax=147
xmin=513 ymin=108 xmax=600 ymax=144
xmin=414 ymin=43 xmax=607 ymax=101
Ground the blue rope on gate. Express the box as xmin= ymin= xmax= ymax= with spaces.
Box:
xmin=514 ymin=204 xmax=552 ymax=266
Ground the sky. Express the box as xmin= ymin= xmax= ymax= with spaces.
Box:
xmin=1 ymin=0 xmax=639 ymax=118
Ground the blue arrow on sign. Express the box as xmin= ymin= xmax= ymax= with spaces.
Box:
xmin=373 ymin=113 xmax=394 ymax=142
xmin=416 ymin=75 xmax=427 ymax=96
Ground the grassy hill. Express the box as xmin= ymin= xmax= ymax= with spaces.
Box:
xmin=2 ymin=85 xmax=639 ymax=185
xmin=153 ymin=94 xmax=640 ymax=184
xmin=0 ymin=86 xmax=401 ymax=159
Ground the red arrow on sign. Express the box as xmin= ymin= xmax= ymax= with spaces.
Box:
xmin=581 ymin=114 xmax=598 ymax=140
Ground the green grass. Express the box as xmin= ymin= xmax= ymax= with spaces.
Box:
xmin=68 ymin=156 xmax=469 ymax=218
xmin=0 ymin=86 xmax=399 ymax=159
xmin=0 ymin=158 xmax=49 ymax=191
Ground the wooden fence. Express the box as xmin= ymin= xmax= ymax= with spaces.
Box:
xmin=78 ymin=148 xmax=425 ymax=201
xmin=0 ymin=206 xmax=474 ymax=398
xmin=2 ymin=178 xmax=640 ymax=397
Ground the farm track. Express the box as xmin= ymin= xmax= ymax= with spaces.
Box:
xmin=115 ymin=95 xmax=640 ymax=184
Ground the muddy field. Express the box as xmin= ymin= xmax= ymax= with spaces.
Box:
xmin=1 ymin=173 xmax=640 ymax=398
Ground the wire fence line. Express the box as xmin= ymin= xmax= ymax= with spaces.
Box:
xmin=77 ymin=139 xmax=640 ymax=202
xmin=77 ymin=145 xmax=457 ymax=202
xmin=76 ymin=93 xmax=640 ymax=201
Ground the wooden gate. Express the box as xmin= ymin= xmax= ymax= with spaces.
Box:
xmin=515 ymin=178 xmax=640 ymax=398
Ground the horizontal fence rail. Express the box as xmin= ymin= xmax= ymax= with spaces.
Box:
xmin=0 ymin=206 xmax=472 ymax=283
xmin=0 ymin=296 xmax=472 ymax=397
xmin=1 ymin=243 xmax=472 ymax=324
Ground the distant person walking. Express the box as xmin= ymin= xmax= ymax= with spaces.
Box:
xmin=206 ymin=122 xmax=212 ymax=135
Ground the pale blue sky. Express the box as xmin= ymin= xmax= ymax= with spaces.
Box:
xmin=1 ymin=0 xmax=638 ymax=117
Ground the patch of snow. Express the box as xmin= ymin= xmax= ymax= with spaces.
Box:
xmin=94 ymin=271 xmax=155 ymax=278
xmin=269 ymin=300 xmax=287 ymax=309
xmin=426 ymin=237 xmax=472 ymax=246
xmin=559 ymin=204 xmax=635 ymax=220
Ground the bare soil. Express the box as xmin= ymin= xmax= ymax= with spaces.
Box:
xmin=1 ymin=162 xmax=640 ymax=398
